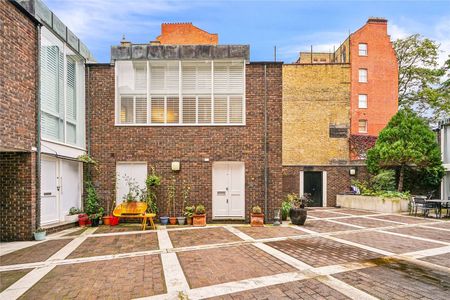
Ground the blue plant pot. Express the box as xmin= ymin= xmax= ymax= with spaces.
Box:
xmin=34 ymin=231 xmax=46 ymax=241
xmin=160 ymin=216 xmax=169 ymax=225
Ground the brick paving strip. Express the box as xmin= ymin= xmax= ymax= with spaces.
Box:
xmin=0 ymin=227 xmax=98 ymax=299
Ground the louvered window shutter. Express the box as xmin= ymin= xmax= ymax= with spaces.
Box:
xmin=66 ymin=57 xmax=77 ymax=121
xmin=151 ymin=97 xmax=165 ymax=123
xmin=134 ymin=65 xmax=147 ymax=91
xmin=213 ymin=64 xmax=228 ymax=93
xmin=151 ymin=66 xmax=165 ymax=92
xmin=198 ymin=96 xmax=211 ymax=123
xmin=182 ymin=65 xmax=196 ymax=94
xmin=182 ymin=97 xmax=196 ymax=124
xmin=135 ymin=96 xmax=147 ymax=124
xmin=166 ymin=63 xmax=179 ymax=93
xmin=167 ymin=97 xmax=179 ymax=123
xmin=229 ymin=96 xmax=243 ymax=123
xmin=214 ymin=96 xmax=228 ymax=123
xmin=229 ymin=65 xmax=244 ymax=93
xmin=120 ymin=97 xmax=134 ymax=124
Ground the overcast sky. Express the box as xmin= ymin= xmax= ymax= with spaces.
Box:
xmin=45 ymin=0 xmax=450 ymax=64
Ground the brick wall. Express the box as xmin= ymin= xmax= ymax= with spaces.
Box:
xmin=283 ymin=64 xmax=351 ymax=165
xmin=0 ymin=0 xmax=37 ymax=151
xmin=0 ymin=152 xmax=37 ymax=241
xmin=282 ymin=165 xmax=369 ymax=207
xmin=87 ymin=62 xmax=283 ymax=221
xmin=156 ymin=23 xmax=218 ymax=45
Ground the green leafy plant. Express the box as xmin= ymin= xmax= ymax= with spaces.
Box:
xmin=195 ymin=204 xmax=205 ymax=215
xmin=281 ymin=200 xmax=292 ymax=221
xmin=283 ymin=193 xmax=310 ymax=209
xmin=121 ymin=175 xmax=142 ymax=202
xmin=181 ymin=180 xmax=191 ymax=212
xmin=85 ymin=181 xmax=103 ymax=219
xmin=69 ymin=207 xmax=82 ymax=215
xmin=184 ymin=205 xmax=195 ymax=218
xmin=167 ymin=176 xmax=176 ymax=217
xmin=142 ymin=166 xmax=161 ymax=214
xmin=34 ymin=227 xmax=46 ymax=233
xmin=252 ymin=205 xmax=262 ymax=214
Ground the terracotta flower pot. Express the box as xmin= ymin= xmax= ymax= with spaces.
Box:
xmin=193 ymin=214 xmax=206 ymax=227
xmin=169 ymin=217 xmax=177 ymax=225
xmin=250 ymin=213 xmax=264 ymax=227
xmin=186 ymin=216 xmax=193 ymax=225
xmin=102 ymin=216 xmax=112 ymax=225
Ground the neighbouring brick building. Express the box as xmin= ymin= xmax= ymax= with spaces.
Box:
xmin=283 ymin=18 xmax=398 ymax=207
xmin=87 ymin=27 xmax=283 ymax=221
xmin=1 ymin=0 xmax=93 ymax=241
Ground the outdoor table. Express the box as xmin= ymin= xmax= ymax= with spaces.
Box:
xmin=425 ymin=199 xmax=450 ymax=218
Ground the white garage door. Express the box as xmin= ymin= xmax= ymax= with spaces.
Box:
xmin=116 ymin=162 xmax=148 ymax=204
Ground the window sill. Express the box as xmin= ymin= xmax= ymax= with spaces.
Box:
xmin=114 ymin=123 xmax=247 ymax=127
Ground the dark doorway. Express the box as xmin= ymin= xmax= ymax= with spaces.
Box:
xmin=304 ymin=171 xmax=323 ymax=207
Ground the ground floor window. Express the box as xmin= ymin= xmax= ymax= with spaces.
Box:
xmin=116 ymin=162 xmax=148 ymax=204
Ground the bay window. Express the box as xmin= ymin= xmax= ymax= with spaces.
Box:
xmin=115 ymin=60 xmax=245 ymax=125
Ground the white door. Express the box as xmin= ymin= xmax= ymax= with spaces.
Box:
xmin=212 ymin=162 xmax=245 ymax=219
xmin=60 ymin=160 xmax=82 ymax=218
xmin=41 ymin=157 xmax=59 ymax=225
xmin=116 ymin=162 xmax=147 ymax=204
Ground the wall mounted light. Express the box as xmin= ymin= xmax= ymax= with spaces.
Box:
xmin=349 ymin=168 xmax=356 ymax=176
xmin=171 ymin=161 xmax=180 ymax=171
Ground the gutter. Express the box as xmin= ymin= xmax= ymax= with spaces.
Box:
xmin=264 ymin=64 xmax=268 ymax=222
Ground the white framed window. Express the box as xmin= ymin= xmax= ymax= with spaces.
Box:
xmin=115 ymin=60 xmax=245 ymax=126
xmin=358 ymin=69 xmax=368 ymax=83
xmin=358 ymin=94 xmax=368 ymax=108
xmin=40 ymin=27 xmax=85 ymax=148
xmin=358 ymin=43 xmax=368 ymax=56
xmin=358 ymin=120 xmax=368 ymax=133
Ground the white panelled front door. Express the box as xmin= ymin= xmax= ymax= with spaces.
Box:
xmin=212 ymin=162 xmax=245 ymax=219
xmin=41 ymin=157 xmax=60 ymax=225
xmin=41 ymin=156 xmax=83 ymax=225
xmin=116 ymin=162 xmax=148 ymax=204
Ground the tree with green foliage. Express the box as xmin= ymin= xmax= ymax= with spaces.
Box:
xmin=394 ymin=34 xmax=449 ymax=122
xmin=367 ymin=110 xmax=444 ymax=192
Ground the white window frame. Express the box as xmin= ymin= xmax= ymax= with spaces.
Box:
xmin=358 ymin=43 xmax=368 ymax=56
xmin=358 ymin=94 xmax=368 ymax=109
xmin=358 ymin=120 xmax=368 ymax=133
xmin=115 ymin=60 xmax=246 ymax=126
xmin=358 ymin=68 xmax=368 ymax=83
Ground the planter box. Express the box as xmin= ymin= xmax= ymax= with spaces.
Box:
xmin=193 ymin=214 xmax=206 ymax=227
xmin=336 ymin=195 xmax=409 ymax=213
xmin=64 ymin=215 xmax=79 ymax=223
xmin=250 ymin=213 xmax=264 ymax=227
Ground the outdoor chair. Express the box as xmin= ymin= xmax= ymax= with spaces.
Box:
xmin=412 ymin=197 xmax=436 ymax=218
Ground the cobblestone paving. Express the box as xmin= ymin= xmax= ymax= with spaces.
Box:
xmin=333 ymin=259 xmax=450 ymax=300
xmin=387 ymin=226 xmax=450 ymax=242
xmin=419 ymin=252 xmax=450 ymax=268
xmin=307 ymin=210 xmax=349 ymax=218
xmin=234 ymin=226 xmax=305 ymax=239
xmin=267 ymin=237 xmax=382 ymax=267
xmin=169 ymin=227 xmax=242 ymax=248
xmin=0 ymin=269 xmax=32 ymax=292
xmin=67 ymin=233 xmax=159 ymax=258
xmin=336 ymin=231 xmax=443 ymax=253
xmin=207 ymin=278 xmax=350 ymax=300
xmin=302 ymin=220 xmax=359 ymax=233
xmin=334 ymin=217 xmax=397 ymax=228
xmin=177 ymin=245 xmax=296 ymax=288
xmin=19 ymin=255 xmax=165 ymax=299
xmin=0 ymin=239 xmax=71 ymax=266
xmin=370 ymin=214 xmax=435 ymax=224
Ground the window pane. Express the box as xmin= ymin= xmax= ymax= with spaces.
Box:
xmin=214 ymin=96 xmax=228 ymax=123
xmin=135 ymin=97 xmax=147 ymax=124
xmin=358 ymin=43 xmax=367 ymax=56
xmin=67 ymin=122 xmax=76 ymax=144
xmin=198 ymin=97 xmax=211 ymax=123
xmin=151 ymin=97 xmax=165 ymax=123
xmin=117 ymin=61 xmax=135 ymax=94
xmin=134 ymin=63 xmax=147 ymax=91
xmin=167 ymin=96 xmax=179 ymax=124
xmin=359 ymin=69 xmax=367 ymax=82
xmin=358 ymin=94 xmax=367 ymax=108
xmin=358 ymin=120 xmax=367 ymax=133
xmin=229 ymin=96 xmax=243 ymax=123
xmin=120 ymin=96 xmax=134 ymax=124
xmin=182 ymin=96 xmax=196 ymax=124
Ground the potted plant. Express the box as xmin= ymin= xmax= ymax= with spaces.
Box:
xmin=85 ymin=181 xmax=104 ymax=227
xmin=288 ymin=193 xmax=311 ymax=225
xmin=193 ymin=204 xmax=206 ymax=227
xmin=250 ymin=205 xmax=264 ymax=227
xmin=65 ymin=207 xmax=82 ymax=223
xmin=184 ymin=205 xmax=195 ymax=225
xmin=143 ymin=166 xmax=160 ymax=215
xmin=78 ymin=213 xmax=89 ymax=226
xmin=177 ymin=180 xmax=190 ymax=225
xmin=167 ymin=176 xmax=177 ymax=225
xmin=34 ymin=227 xmax=46 ymax=241
xmin=281 ymin=199 xmax=292 ymax=221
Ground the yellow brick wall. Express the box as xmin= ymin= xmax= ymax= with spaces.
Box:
xmin=283 ymin=64 xmax=351 ymax=165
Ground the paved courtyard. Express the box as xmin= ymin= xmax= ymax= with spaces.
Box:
xmin=0 ymin=208 xmax=449 ymax=299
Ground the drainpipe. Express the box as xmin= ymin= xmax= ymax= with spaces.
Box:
xmin=36 ymin=24 xmax=42 ymax=230
xmin=264 ymin=64 xmax=268 ymax=222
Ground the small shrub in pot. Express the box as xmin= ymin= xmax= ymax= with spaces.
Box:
xmin=287 ymin=193 xmax=311 ymax=225
xmin=193 ymin=204 xmax=206 ymax=227
xmin=250 ymin=205 xmax=264 ymax=227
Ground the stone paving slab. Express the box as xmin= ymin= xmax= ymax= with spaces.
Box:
xmin=333 ymin=259 xmax=450 ymax=300
xmin=333 ymin=209 xmax=380 ymax=215
xmin=370 ymin=214 xmax=434 ymax=224
xmin=307 ymin=210 xmax=349 ymax=218
xmin=336 ymin=231 xmax=443 ymax=254
xmin=67 ymin=233 xmax=159 ymax=259
xmin=0 ymin=240 xmax=72 ymax=266
xmin=64 ymin=227 xmax=89 ymax=237
xmin=206 ymin=278 xmax=351 ymax=300
xmin=267 ymin=237 xmax=382 ymax=267
xmin=334 ymin=217 xmax=396 ymax=228
xmin=168 ymin=227 xmax=242 ymax=248
xmin=302 ymin=220 xmax=359 ymax=233
xmin=177 ymin=245 xmax=296 ymax=288
xmin=19 ymin=255 xmax=165 ymax=299
xmin=0 ymin=269 xmax=33 ymax=292
xmin=426 ymin=221 xmax=450 ymax=229
xmin=387 ymin=226 xmax=450 ymax=243
xmin=419 ymin=252 xmax=450 ymax=268
xmin=94 ymin=224 xmax=148 ymax=234
xmin=234 ymin=226 xmax=306 ymax=239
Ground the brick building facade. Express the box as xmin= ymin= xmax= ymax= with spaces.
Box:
xmin=155 ymin=23 xmax=218 ymax=45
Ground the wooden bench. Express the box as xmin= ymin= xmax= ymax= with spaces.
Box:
xmin=112 ymin=202 xmax=156 ymax=230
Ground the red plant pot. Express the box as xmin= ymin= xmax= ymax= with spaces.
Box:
xmin=78 ymin=216 xmax=89 ymax=227
xmin=110 ymin=216 xmax=119 ymax=226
